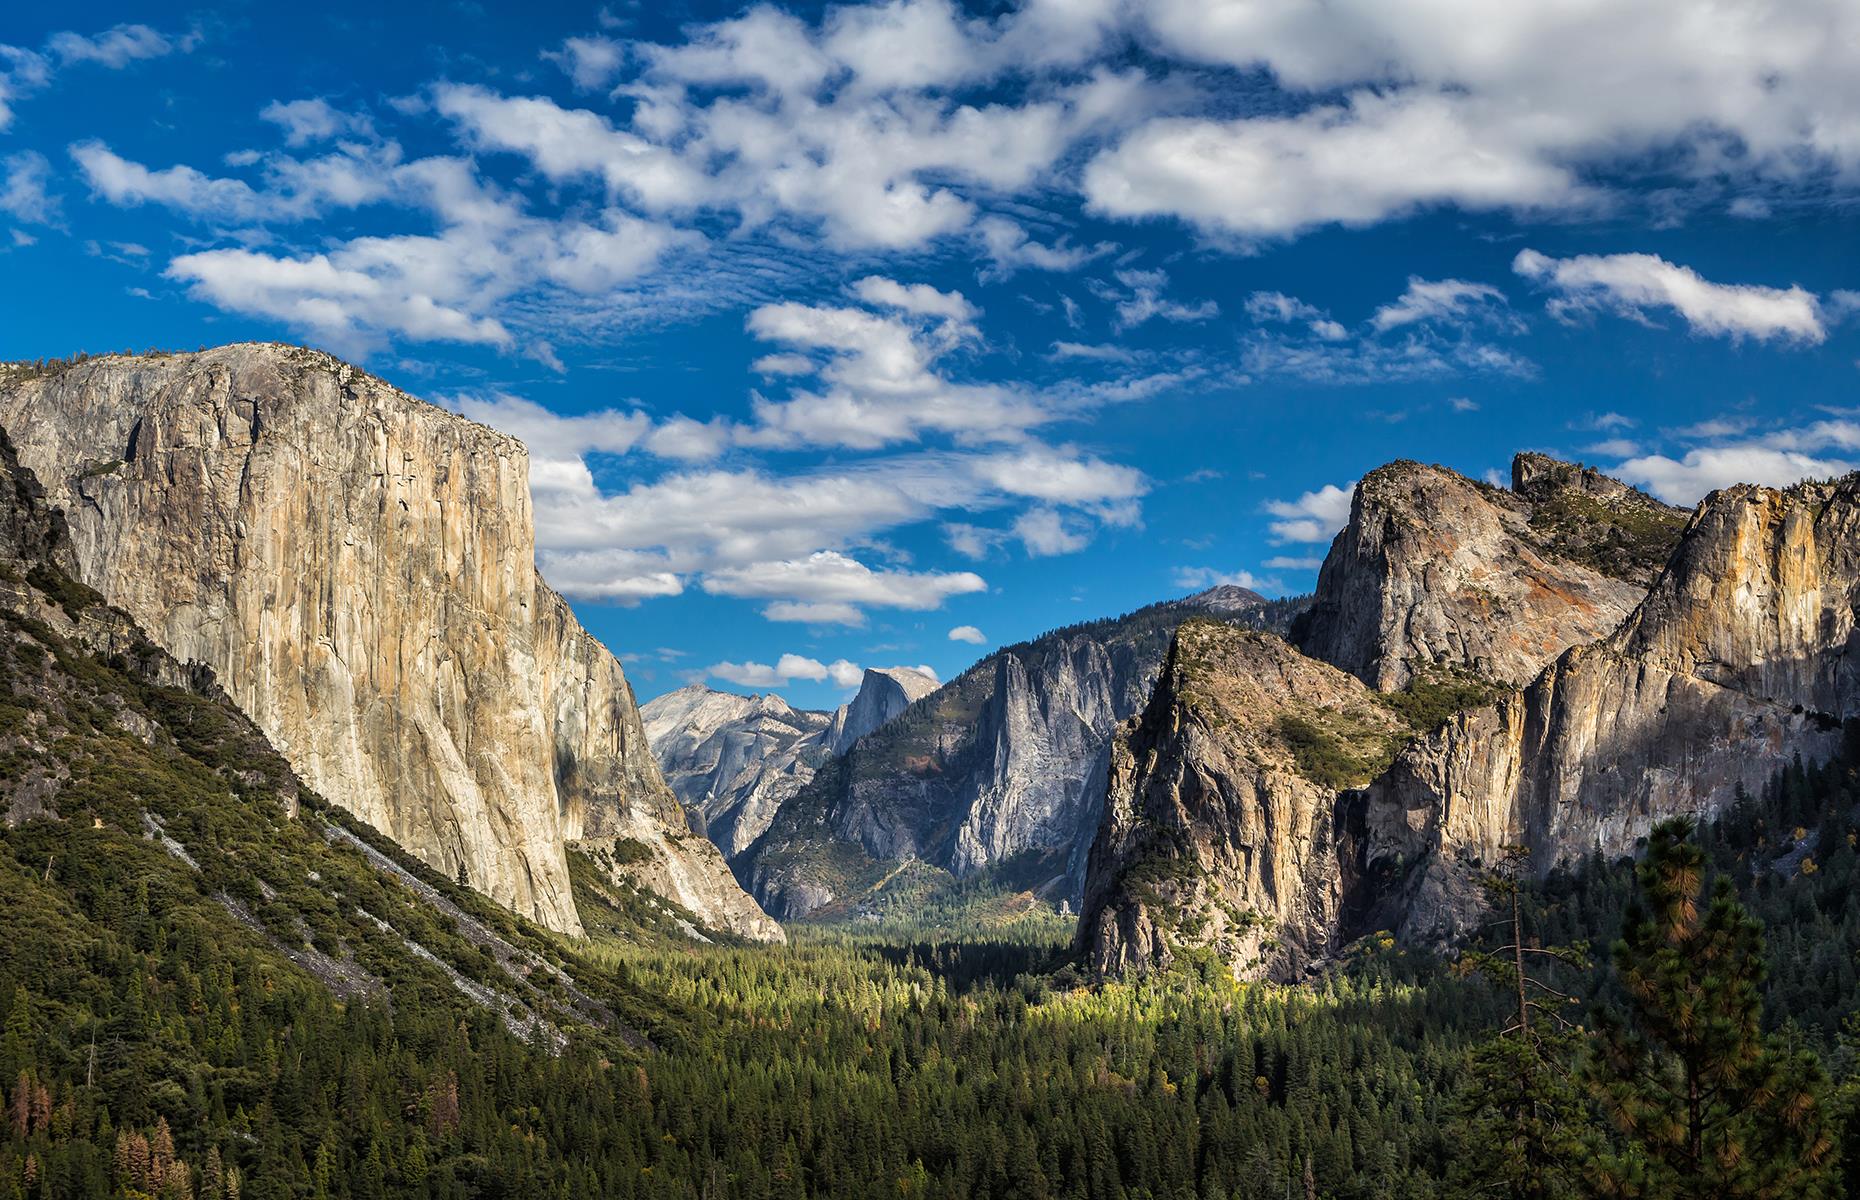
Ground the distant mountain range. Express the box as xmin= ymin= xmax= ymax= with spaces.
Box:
xmin=698 ymin=585 xmax=1308 ymax=919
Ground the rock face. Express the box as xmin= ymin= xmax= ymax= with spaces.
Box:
xmin=827 ymin=667 xmax=939 ymax=754
xmin=1358 ymin=475 xmax=1860 ymax=944
xmin=642 ymin=684 xmax=832 ymax=858
xmin=741 ymin=588 xmax=1308 ymax=919
xmin=1077 ymin=621 xmax=1409 ymax=980
xmin=0 ymin=345 xmax=779 ymax=942
xmin=1078 ymin=461 xmax=1860 ymax=980
xmin=1295 ymin=457 xmax=1682 ymax=690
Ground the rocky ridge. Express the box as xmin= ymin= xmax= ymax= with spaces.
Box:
xmin=1294 ymin=458 xmax=1683 ymax=690
xmin=1357 ymin=473 xmax=1860 ymax=945
xmin=641 ymin=666 xmax=938 ymax=861
xmin=642 ymin=684 xmax=833 ymax=858
xmin=0 ymin=345 xmax=779 ymax=942
xmin=1079 ymin=455 xmax=1860 ymax=981
xmin=1077 ymin=621 xmax=1408 ymax=979
xmin=740 ymin=587 xmax=1307 ymax=920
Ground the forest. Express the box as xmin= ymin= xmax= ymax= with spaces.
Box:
xmin=3 ymin=586 xmax=1860 ymax=1198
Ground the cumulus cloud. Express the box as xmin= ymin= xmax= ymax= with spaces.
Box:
xmin=1514 ymin=249 xmax=1826 ymax=344
xmin=948 ymin=624 xmax=987 ymax=644
xmin=1098 ymin=268 xmax=1218 ymax=330
xmin=2 ymin=24 xmax=192 ymax=133
xmin=1370 ymin=277 xmax=1515 ymax=332
xmin=1265 ymin=482 xmax=1355 ymax=544
xmin=975 ymin=215 xmax=1112 ymax=276
xmin=701 ymin=550 xmax=986 ymax=616
xmin=545 ymin=35 xmax=627 ymax=91
xmin=0 ymin=152 xmax=59 ymax=226
xmin=708 ymin=653 xmax=862 ymax=689
xmin=1614 ymin=447 xmax=1853 ymax=505
xmin=1098 ymin=0 xmax=1860 ymax=237
xmin=261 ymin=98 xmax=372 ymax=147
xmin=1013 ymin=507 xmax=1090 ymax=556
xmin=1606 ymin=418 xmax=1860 ymax=503
xmin=122 ymin=151 xmax=703 ymax=354
xmin=1085 ymin=91 xmax=1583 ymax=240
xmin=740 ymin=287 xmax=1047 ymax=449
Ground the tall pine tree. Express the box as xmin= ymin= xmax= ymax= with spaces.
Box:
xmin=1584 ymin=818 xmax=1833 ymax=1199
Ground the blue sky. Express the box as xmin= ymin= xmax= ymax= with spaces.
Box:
xmin=2 ymin=2 xmax=1857 ymax=710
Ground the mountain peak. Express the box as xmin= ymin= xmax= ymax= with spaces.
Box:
xmin=1296 ymin=453 xmax=1651 ymax=689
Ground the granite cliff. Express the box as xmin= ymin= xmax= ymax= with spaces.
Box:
xmin=1079 ymin=456 xmax=1860 ymax=981
xmin=741 ymin=587 xmax=1308 ymax=920
xmin=1294 ymin=457 xmax=1684 ymax=690
xmin=1076 ymin=621 xmax=1408 ymax=980
xmin=1358 ymin=473 xmax=1860 ymax=945
xmin=0 ymin=345 xmax=779 ymax=942
xmin=641 ymin=666 xmax=936 ymax=860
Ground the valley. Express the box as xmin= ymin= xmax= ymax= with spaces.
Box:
xmin=2 ymin=345 xmax=1858 ymax=1198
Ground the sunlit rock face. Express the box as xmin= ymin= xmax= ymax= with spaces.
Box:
xmin=1077 ymin=622 xmax=1408 ymax=982
xmin=1358 ymin=475 xmax=1860 ymax=945
xmin=0 ymin=344 xmax=780 ymax=942
xmin=1295 ymin=456 xmax=1681 ymax=690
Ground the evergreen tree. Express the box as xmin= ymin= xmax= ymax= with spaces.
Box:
xmin=1583 ymin=818 xmax=1834 ymax=1199
xmin=1450 ymin=847 xmax=1590 ymax=1200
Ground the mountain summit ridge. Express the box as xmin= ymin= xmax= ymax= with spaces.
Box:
xmin=0 ymin=344 xmax=780 ymax=942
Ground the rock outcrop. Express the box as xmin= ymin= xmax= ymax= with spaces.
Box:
xmin=1358 ymin=475 xmax=1860 ymax=944
xmin=1295 ymin=457 xmax=1682 ymax=690
xmin=741 ymin=588 xmax=1308 ymax=919
xmin=0 ymin=345 xmax=779 ymax=942
xmin=827 ymin=667 xmax=938 ymax=754
xmin=643 ymin=684 xmax=832 ymax=858
xmin=1077 ymin=621 xmax=1409 ymax=980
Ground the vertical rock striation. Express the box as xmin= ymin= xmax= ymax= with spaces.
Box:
xmin=826 ymin=667 xmax=939 ymax=754
xmin=1358 ymin=476 xmax=1860 ymax=944
xmin=0 ymin=345 xmax=779 ymax=941
xmin=1077 ymin=621 xmax=1409 ymax=981
xmin=740 ymin=588 xmax=1309 ymax=919
xmin=642 ymin=684 xmax=832 ymax=858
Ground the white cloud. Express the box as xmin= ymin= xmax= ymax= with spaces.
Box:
xmin=1109 ymin=1 xmax=1860 ymax=237
xmin=701 ymin=550 xmax=986 ymax=612
xmin=849 ymin=275 xmax=977 ymax=323
xmin=942 ymin=522 xmax=1006 ymax=559
xmin=546 ymin=36 xmax=627 ymax=91
xmin=1582 ymin=438 xmax=1642 ymax=458
xmin=1262 ymin=555 xmax=1324 ymax=571
xmin=1084 ymin=91 xmax=1583 ymax=240
xmin=1265 ymin=482 xmax=1355 ymax=544
xmin=975 ymin=215 xmax=1111 ymax=276
xmin=741 ymin=294 xmax=1043 ymax=449
xmin=948 ymin=624 xmax=987 ymax=644
xmin=1102 ymin=268 xmax=1218 ymax=330
xmin=1048 ymin=340 xmax=1133 ymax=363
xmin=1614 ymin=447 xmax=1853 ymax=505
xmin=1245 ymin=290 xmax=1349 ymax=341
xmin=1370 ymin=277 xmax=1513 ymax=332
xmin=261 ymin=98 xmax=371 ymax=147
xmin=1514 ymin=249 xmax=1826 ymax=344
xmin=1 ymin=24 xmax=192 ymax=133
xmin=763 ymin=601 xmax=868 ymax=626
xmin=47 ymin=24 xmax=183 ymax=68
xmin=1607 ymin=418 xmax=1860 ymax=503
xmin=709 ymin=652 xmax=859 ymax=689
xmin=0 ymin=152 xmax=59 ymax=225
xmin=1013 ymin=507 xmax=1089 ymax=556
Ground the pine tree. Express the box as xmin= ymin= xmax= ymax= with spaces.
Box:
xmin=1449 ymin=848 xmax=1591 ymax=1200
xmin=1584 ymin=818 xmax=1834 ymax=1199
